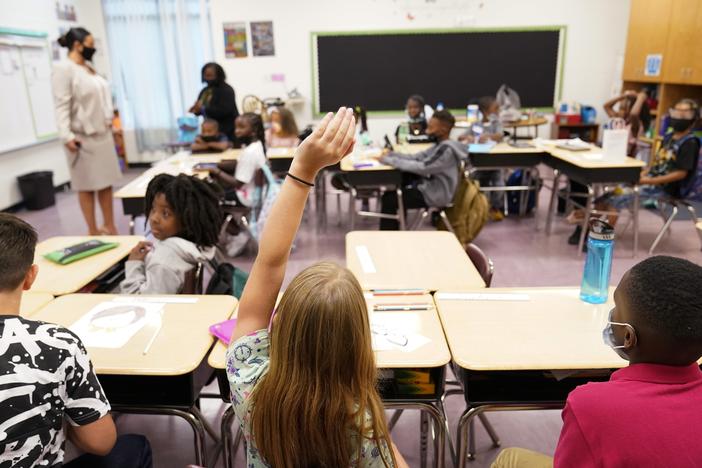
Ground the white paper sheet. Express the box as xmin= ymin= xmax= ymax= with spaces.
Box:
xmin=70 ymin=301 xmax=164 ymax=348
xmin=435 ymin=292 xmax=530 ymax=301
xmin=370 ymin=313 xmax=430 ymax=352
xmin=355 ymin=245 xmax=376 ymax=273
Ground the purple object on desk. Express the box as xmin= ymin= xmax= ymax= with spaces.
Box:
xmin=353 ymin=162 xmax=374 ymax=169
xmin=209 ymin=318 xmax=237 ymax=345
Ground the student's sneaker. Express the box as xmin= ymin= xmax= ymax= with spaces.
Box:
xmin=225 ymin=232 xmax=249 ymax=257
xmin=488 ymin=208 xmax=504 ymax=222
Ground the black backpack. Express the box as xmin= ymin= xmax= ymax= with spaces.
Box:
xmin=206 ymin=259 xmax=249 ymax=298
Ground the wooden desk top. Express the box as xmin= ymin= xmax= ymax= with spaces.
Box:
xmin=20 ymin=292 xmax=54 ymax=317
xmin=346 ymin=231 xmax=485 ymax=291
xmin=208 ymin=293 xmax=450 ymax=370
xmin=472 ymin=142 xmax=545 ymax=155
xmin=504 ymin=116 xmax=549 ymax=128
xmin=540 ymin=142 xmax=645 ymax=169
xmin=266 ymin=146 xmax=297 ymax=159
xmin=435 ymin=287 xmax=627 ymax=371
xmin=115 ymin=151 xmax=238 ymax=199
xmin=32 ymin=294 xmax=237 ymax=376
xmin=32 ymin=236 xmax=142 ymax=296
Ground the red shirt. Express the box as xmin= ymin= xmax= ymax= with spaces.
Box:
xmin=554 ymin=363 xmax=702 ymax=467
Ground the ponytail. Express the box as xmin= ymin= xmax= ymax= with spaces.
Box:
xmin=57 ymin=27 xmax=91 ymax=50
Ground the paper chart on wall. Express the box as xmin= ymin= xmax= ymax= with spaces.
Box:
xmin=70 ymin=301 xmax=164 ymax=348
xmin=370 ymin=312 xmax=430 ymax=353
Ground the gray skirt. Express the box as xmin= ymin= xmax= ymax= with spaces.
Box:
xmin=64 ymin=131 xmax=122 ymax=192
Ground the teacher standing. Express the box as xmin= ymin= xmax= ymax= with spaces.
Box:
xmin=189 ymin=62 xmax=239 ymax=142
xmin=52 ymin=27 xmax=121 ymax=235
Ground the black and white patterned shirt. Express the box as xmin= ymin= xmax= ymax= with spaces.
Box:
xmin=0 ymin=316 xmax=110 ymax=467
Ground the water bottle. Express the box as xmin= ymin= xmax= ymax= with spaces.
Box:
xmin=398 ymin=122 xmax=409 ymax=145
xmin=580 ymin=219 xmax=615 ymax=304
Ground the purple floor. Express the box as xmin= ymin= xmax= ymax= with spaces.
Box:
xmin=14 ymin=166 xmax=702 ymax=467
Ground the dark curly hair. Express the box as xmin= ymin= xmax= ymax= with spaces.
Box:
xmin=240 ymin=112 xmax=267 ymax=156
xmin=144 ymin=174 xmax=223 ymax=247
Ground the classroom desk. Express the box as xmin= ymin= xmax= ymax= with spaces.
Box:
xmin=346 ymin=231 xmax=486 ymax=291
xmin=19 ymin=292 xmax=54 ymax=317
xmin=435 ymin=287 xmax=624 ymax=465
xmin=32 ymin=236 xmax=141 ymax=296
xmin=468 ymin=142 xmax=547 ymax=217
xmin=539 ymin=142 xmax=646 ymax=255
xmin=266 ymin=146 xmax=297 ymax=172
xmin=210 ymin=293 xmax=451 ymax=468
xmin=32 ymin=293 xmax=237 ymax=465
xmin=456 ymin=117 xmax=549 ymax=141
xmin=115 ymin=151 xmax=239 ymax=230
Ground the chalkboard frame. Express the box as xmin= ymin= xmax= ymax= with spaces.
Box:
xmin=311 ymin=26 xmax=567 ymax=117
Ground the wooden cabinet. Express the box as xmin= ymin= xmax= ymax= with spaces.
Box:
xmin=622 ymin=0 xmax=673 ymax=82
xmin=662 ymin=0 xmax=702 ymax=84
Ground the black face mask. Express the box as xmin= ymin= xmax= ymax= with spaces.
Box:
xmin=425 ymin=133 xmax=438 ymax=143
xmin=670 ymin=117 xmax=695 ymax=133
xmin=238 ymin=135 xmax=253 ymax=145
xmin=200 ymin=135 xmax=220 ymax=142
xmin=205 ymin=79 xmax=217 ymax=86
xmin=81 ymin=46 xmax=96 ymax=61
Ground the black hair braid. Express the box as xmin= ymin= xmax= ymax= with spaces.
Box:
xmin=243 ymin=112 xmax=266 ymax=155
xmin=144 ymin=173 xmax=223 ymax=247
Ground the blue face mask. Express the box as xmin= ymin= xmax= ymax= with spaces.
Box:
xmin=602 ymin=308 xmax=636 ymax=360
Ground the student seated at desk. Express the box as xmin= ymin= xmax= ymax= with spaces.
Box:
xmin=376 ymin=110 xmax=468 ymax=230
xmin=119 ymin=174 xmax=221 ymax=294
xmin=394 ymin=94 xmax=433 ymax=143
xmin=603 ymin=89 xmax=651 ymax=157
xmin=459 ymin=96 xmax=505 ymax=221
xmin=0 ymin=214 xmax=152 ymax=468
xmin=568 ymin=99 xmax=700 ymax=228
xmin=190 ymin=118 xmax=231 ymax=153
xmin=225 ymin=108 xmax=408 ymax=467
xmin=492 ymin=255 xmax=702 ymax=468
xmin=265 ymin=106 xmax=299 ymax=148
xmin=209 ymin=112 xmax=267 ymax=207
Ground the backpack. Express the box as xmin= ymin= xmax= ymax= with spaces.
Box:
xmin=438 ymin=174 xmax=488 ymax=245
xmin=249 ymin=163 xmax=281 ymax=240
xmin=206 ymin=258 xmax=249 ymax=299
xmin=506 ymin=169 xmax=541 ymax=214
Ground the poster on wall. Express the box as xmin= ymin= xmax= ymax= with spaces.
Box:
xmin=223 ymin=22 xmax=248 ymax=58
xmin=250 ymin=21 xmax=275 ymax=57
xmin=55 ymin=1 xmax=78 ymax=21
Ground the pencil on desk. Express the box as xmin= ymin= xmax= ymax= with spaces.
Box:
xmin=143 ymin=315 xmax=163 ymax=355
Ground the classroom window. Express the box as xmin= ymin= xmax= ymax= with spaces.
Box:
xmin=102 ymin=0 xmax=213 ymax=152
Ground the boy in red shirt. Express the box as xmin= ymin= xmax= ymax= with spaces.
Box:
xmin=492 ymin=255 xmax=702 ymax=467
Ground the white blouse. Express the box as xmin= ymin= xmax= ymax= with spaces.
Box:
xmin=51 ymin=60 xmax=113 ymax=142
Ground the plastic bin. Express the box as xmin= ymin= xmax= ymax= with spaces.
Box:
xmin=17 ymin=171 xmax=55 ymax=210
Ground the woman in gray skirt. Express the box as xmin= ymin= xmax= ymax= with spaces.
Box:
xmin=52 ymin=27 xmax=121 ymax=235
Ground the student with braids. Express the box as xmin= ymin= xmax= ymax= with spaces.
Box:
xmin=119 ymin=173 xmax=223 ymax=294
xmin=226 ymin=108 xmax=409 ymax=467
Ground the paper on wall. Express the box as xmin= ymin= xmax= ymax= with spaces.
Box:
xmin=70 ymin=301 xmax=164 ymax=348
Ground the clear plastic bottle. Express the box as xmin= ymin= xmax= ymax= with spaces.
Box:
xmin=580 ymin=219 xmax=615 ymax=304
xmin=397 ymin=122 xmax=409 ymax=145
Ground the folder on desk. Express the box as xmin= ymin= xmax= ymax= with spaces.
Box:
xmin=468 ymin=141 xmax=497 ymax=153
xmin=209 ymin=318 xmax=237 ymax=345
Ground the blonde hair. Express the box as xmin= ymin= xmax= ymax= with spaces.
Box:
xmin=250 ymin=262 xmax=395 ymax=467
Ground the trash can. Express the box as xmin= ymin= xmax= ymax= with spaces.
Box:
xmin=17 ymin=171 xmax=56 ymax=210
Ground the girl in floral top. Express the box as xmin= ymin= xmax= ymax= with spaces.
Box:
xmin=225 ymin=108 xmax=408 ymax=468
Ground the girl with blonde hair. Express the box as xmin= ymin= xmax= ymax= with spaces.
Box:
xmin=226 ymin=108 xmax=408 ymax=467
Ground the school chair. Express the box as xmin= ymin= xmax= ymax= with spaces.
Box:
xmin=647 ymin=198 xmax=702 ymax=254
xmin=464 ymin=243 xmax=494 ymax=287
xmin=181 ymin=263 xmax=204 ymax=294
xmin=411 ymin=205 xmax=455 ymax=234
xmin=219 ymin=169 xmax=268 ymax=253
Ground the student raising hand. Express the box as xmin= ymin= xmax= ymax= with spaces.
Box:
xmin=232 ymin=107 xmax=355 ymax=342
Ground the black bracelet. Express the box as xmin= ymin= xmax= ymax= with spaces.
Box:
xmin=286 ymin=172 xmax=315 ymax=187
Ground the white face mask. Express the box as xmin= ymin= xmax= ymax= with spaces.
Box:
xmin=602 ymin=308 xmax=636 ymax=360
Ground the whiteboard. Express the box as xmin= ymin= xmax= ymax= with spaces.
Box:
xmin=0 ymin=30 xmax=58 ymax=154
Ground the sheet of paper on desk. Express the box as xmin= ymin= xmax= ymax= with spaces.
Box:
xmin=435 ymin=292 xmax=530 ymax=301
xmin=355 ymin=245 xmax=376 ymax=273
xmin=70 ymin=301 xmax=164 ymax=348
xmin=371 ymin=313 xmax=429 ymax=352
xmin=468 ymin=141 xmax=496 ymax=153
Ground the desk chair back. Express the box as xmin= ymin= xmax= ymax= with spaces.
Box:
xmin=464 ymin=243 xmax=494 ymax=287
xmin=182 ymin=262 xmax=204 ymax=294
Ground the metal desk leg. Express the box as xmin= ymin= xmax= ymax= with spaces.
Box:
xmin=129 ymin=216 xmax=136 ymax=235
xmin=519 ymin=169 xmax=531 ymax=216
xmin=113 ymin=406 xmax=207 ymax=466
xmin=632 ymin=184 xmax=640 ymax=257
xmin=420 ymin=411 xmax=429 ymax=468
xmin=384 ymin=401 xmax=446 ymax=468
xmin=545 ymin=170 xmax=561 ymax=234
xmin=397 ymin=187 xmax=406 ymax=230
xmin=577 ymin=185 xmax=595 ymax=256
xmin=349 ymin=187 xmax=357 ymax=230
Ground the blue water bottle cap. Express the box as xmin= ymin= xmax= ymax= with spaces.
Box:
xmin=588 ymin=218 xmax=615 ymax=241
